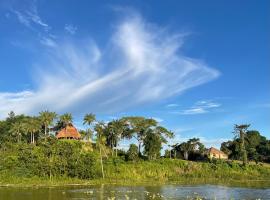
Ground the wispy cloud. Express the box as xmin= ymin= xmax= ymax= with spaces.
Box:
xmin=11 ymin=4 xmax=49 ymax=31
xmin=40 ymin=37 xmax=57 ymax=47
xmin=166 ymin=103 xmax=179 ymax=108
xmin=8 ymin=0 xmax=54 ymax=47
xmin=173 ymin=100 xmax=221 ymax=115
xmin=0 ymin=12 xmax=220 ymax=118
xmin=65 ymin=24 xmax=77 ymax=34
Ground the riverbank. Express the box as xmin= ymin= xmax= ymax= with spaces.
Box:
xmin=1 ymin=159 xmax=270 ymax=188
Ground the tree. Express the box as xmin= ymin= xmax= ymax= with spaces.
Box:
xmin=60 ymin=113 xmax=73 ymax=135
xmin=94 ymin=121 xmax=106 ymax=179
xmin=179 ymin=142 xmax=192 ymax=160
xmin=106 ymin=119 xmax=130 ymax=156
xmin=221 ymin=141 xmax=234 ymax=156
xmin=39 ymin=111 xmax=57 ymax=136
xmin=127 ymin=144 xmax=139 ymax=161
xmin=26 ymin=117 xmax=41 ymax=144
xmin=164 ymin=149 xmax=171 ymax=158
xmin=143 ymin=129 xmax=162 ymax=160
xmin=122 ymin=117 xmax=157 ymax=155
xmin=83 ymin=113 xmax=96 ymax=141
xmin=234 ymin=124 xmax=250 ymax=166
xmin=60 ymin=113 xmax=73 ymax=126
xmin=9 ymin=121 xmax=24 ymax=143
xmin=173 ymin=138 xmax=203 ymax=160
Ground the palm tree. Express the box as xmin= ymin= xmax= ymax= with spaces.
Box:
xmin=27 ymin=118 xmax=41 ymax=144
xmin=180 ymin=142 xmax=192 ymax=160
xmin=234 ymin=124 xmax=250 ymax=166
xmin=9 ymin=121 xmax=24 ymax=143
xmin=94 ymin=121 xmax=106 ymax=179
xmin=107 ymin=119 xmax=128 ymax=156
xmin=60 ymin=113 xmax=73 ymax=126
xmin=60 ymin=113 xmax=73 ymax=136
xmin=83 ymin=113 xmax=96 ymax=141
xmin=179 ymin=138 xmax=200 ymax=160
xmin=39 ymin=111 xmax=57 ymax=136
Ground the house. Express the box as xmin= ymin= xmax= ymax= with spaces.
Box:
xmin=56 ymin=124 xmax=81 ymax=140
xmin=208 ymin=147 xmax=228 ymax=160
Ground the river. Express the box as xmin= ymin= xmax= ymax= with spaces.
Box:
xmin=0 ymin=184 xmax=269 ymax=199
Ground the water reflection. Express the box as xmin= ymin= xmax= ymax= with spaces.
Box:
xmin=0 ymin=184 xmax=269 ymax=200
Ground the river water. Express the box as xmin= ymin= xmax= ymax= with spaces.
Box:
xmin=0 ymin=184 xmax=269 ymax=200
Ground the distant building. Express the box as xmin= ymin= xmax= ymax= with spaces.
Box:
xmin=208 ymin=147 xmax=228 ymax=160
xmin=56 ymin=124 xmax=81 ymax=140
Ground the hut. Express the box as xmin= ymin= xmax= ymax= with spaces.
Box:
xmin=56 ymin=124 xmax=81 ymax=140
xmin=208 ymin=147 xmax=228 ymax=160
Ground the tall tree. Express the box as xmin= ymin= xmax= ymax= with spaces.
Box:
xmin=26 ymin=117 xmax=41 ymax=144
xmin=83 ymin=113 xmax=96 ymax=141
xmin=94 ymin=121 xmax=106 ymax=179
xmin=234 ymin=124 xmax=250 ymax=166
xmin=143 ymin=129 xmax=162 ymax=160
xmin=106 ymin=119 xmax=130 ymax=156
xmin=60 ymin=113 xmax=73 ymax=135
xmin=174 ymin=138 xmax=202 ymax=160
xmin=9 ymin=121 xmax=24 ymax=143
xmin=60 ymin=113 xmax=73 ymax=126
xmin=122 ymin=117 xmax=157 ymax=155
xmin=39 ymin=111 xmax=57 ymax=136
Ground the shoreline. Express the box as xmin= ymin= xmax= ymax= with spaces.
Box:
xmin=1 ymin=178 xmax=270 ymax=189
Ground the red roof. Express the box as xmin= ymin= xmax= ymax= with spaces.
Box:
xmin=56 ymin=124 xmax=81 ymax=139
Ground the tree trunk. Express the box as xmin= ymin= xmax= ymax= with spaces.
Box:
xmin=240 ymin=131 xmax=247 ymax=166
xmin=32 ymin=132 xmax=35 ymax=144
xmin=138 ymin=141 xmax=142 ymax=156
xmin=184 ymin=151 xmax=189 ymax=160
xmin=99 ymin=147 xmax=105 ymax=179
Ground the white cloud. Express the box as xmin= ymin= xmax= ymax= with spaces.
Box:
xmin=65 ymin=24 xmax=77 ymax=34
xmin=11 ymin=6 xmax=49 ymax=31
xmin=174 ymin=100 xmax=221 ymax=115
xmin=0 ymin=14 xmax=220 ymax=118
xmin=166 ymin=103 xmax=179 ymax=108
xmin=40 ymin=37 xmax=57 ymax=47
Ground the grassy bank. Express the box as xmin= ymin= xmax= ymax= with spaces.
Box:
xmin=1 ymin=159 xmax=270 ymax=188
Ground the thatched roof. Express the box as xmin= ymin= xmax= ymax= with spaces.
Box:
xmin=208 ymin=147 xmax=227 ymax=156
xmin=56 ymin=124 xmax=81 ymax=139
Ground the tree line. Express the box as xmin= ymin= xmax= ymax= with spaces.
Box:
xmin=0 ymin=111 xmax=269 ymax=167
xmin=0 ymin=111 xmax=174 ymax=161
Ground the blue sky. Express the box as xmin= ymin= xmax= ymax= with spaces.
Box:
xmin=0 ymin=0 xmax=269 ymax=149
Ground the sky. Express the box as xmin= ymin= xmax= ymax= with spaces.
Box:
xmin=0 ymin=0 xmax=269 ymax=149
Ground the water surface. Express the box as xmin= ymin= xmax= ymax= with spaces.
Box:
xmin=0 ymin=184 xmax=269 ymax=199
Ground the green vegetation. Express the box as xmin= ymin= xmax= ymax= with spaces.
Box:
xmin=221 ymin=126 xmax=270 ymax=164
xmin=0 ymin=111 xmax=270 ymax=187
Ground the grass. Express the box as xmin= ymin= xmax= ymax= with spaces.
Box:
xmin=1 ymin=158 xmax=270 ymax=188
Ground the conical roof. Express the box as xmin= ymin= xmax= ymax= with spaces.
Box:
xmin=56 ymin=124 xmax=81 ymax=139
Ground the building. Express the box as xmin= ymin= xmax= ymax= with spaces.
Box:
xmin=56 ymin=124 xmax=81 ymax=140
xmin=208 ymin=147 xmax=228 ymax=160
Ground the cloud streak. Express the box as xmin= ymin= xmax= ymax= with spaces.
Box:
xmin=0 ymin=13 xmax=220 ymax=118
xmin=11 ymin=4 xmax=49 ymax=31
xmin=173 ymin=100 xmax=221 ymax=115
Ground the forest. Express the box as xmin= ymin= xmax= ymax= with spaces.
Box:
xmin=0 ymin=111 xmax=269 ymax=184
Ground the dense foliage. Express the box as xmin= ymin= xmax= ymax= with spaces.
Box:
xmin=221 ymin=130 xmax=270 ymax=163
xmin=0 ymin=111 xmax=269 ymax=184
